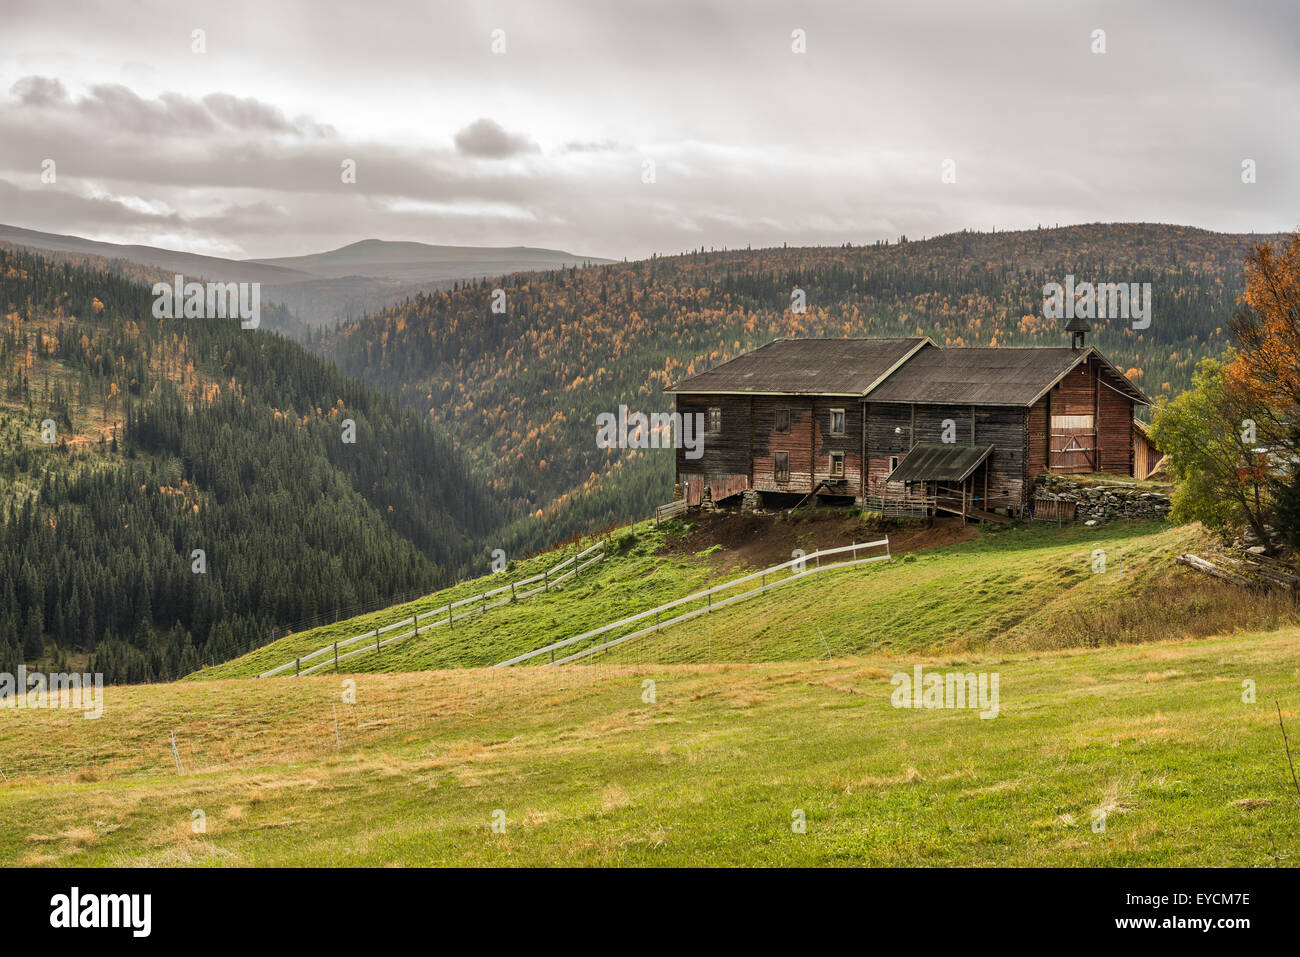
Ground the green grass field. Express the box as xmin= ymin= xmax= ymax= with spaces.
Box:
xmin=193 ymin=526 xmax=719 ymax=678
xmin=6 ymin=513 xmax=1297 ymax=867
xmin=2 ymin=626 xmax=1298 ymax=866
xmin=201 ymin=517 xmax=1292 ymax=678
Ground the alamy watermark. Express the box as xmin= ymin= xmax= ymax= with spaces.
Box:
xmin=596 ymin=405 xmax=704 ymax=460
xmin=0 ymin=666 xmax=103 ymax=719
xmin=50 ymin=887 xmax=150 ymax=937
xmin=891 ymin=665 xmax=999 ymax=719
xmin=152 ymin=274 xmax=260 ymax=329
xmin=1042 ymin=274 xmax=1151 ymax=330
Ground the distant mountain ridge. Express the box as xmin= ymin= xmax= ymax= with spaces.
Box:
xmin=0 ymin=223 xmax=611 ymax=332
xmin=0 ymin=223 xmax=311 ymax=284
xmin=248 ymin=237 xmax=610 ymax=280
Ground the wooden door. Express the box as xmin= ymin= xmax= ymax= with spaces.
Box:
xmin=1050 ymin=414 xmax=1095 ymax=473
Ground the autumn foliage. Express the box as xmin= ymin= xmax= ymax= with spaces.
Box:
xmin=1228 ymin=231 xmax=1300 ymax=447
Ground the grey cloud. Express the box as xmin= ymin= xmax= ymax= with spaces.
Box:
xmin=0 ymin=177 xmax=187 ymax=231
xmin=453 ymin=119 xmax=537 ymax=159
xmin=202 ymin=93 xmax=296 ymax=133
xmin=0 ymin=0 xmax=1296 ymax=260
xmin=75 ymin=84 xmax=215 ymax=134
xmin=7 ymin=76 xmax=333 ymax=139
xmin=11 ymin=75 xmax=67 ymax=106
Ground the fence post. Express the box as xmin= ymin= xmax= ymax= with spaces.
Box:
xmin=334 ymin=642 xmax=339 ymax=671
xmin=375 ymin=628 xmax=380 ymax=654
xmin=448 ymin=603 xmax=453 ymax=629
xmin=295 ymin=658 xmax=300 ymax=677
xmin=511 ymin=582 xmax=516 ymax=602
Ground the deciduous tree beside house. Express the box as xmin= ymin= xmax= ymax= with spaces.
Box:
xmin=1149 ymin=355 xmax=1274 ymax=545
xmin=1152 ymin=231 xmax=1300 ymax=549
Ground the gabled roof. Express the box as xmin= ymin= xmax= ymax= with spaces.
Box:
xmin=667 ymin=337 xmax=932 ymax=396
xmin=886 ymin=443 xmax=994 ymax=483
xmin=867 ymin=346 xmax=1149 ymax=407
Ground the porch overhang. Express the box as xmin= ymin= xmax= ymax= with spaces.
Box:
xmin=885 ymin=443 xmax=995 ymax=484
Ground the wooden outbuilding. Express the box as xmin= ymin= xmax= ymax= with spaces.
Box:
xmin=1132 ymin=419 xmax=1167 ymax=480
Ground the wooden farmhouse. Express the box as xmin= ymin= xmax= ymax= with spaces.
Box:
xmin=667 ymin=324 xmax=1152 ymax=521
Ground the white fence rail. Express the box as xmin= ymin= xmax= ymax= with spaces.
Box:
xmin=259 ymin=539 xmax=607 ymax=678
xmin=493 ymin=538 xmax=890 ymax=668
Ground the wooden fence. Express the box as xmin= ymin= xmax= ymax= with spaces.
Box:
xmin=259 ymin=539 xmax=608 ymax=678
xmin=859 ymin=494 xmax=934 ymax=517
xmin=493 ymin=538 xmax=891 ymax=668
xmin=1031 ymin=498 xmax=1077 ymax=522
xmin=654 ymin=498 xmax=689 ymax=525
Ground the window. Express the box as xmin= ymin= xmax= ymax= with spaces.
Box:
xmin=707 ymin=407 xmax=722 ymax=433
xmin=829 ymin=408 xmax=846 ymax=436
xmin=888 ymin=456 xmax=900 ymax=474
xmin=830 ymin=452 xmax=845 ymax=477
xmin=774 ymin=407 xmax=791 ymax=434
xmin=774 ymin=451 xmax=790 ymax=483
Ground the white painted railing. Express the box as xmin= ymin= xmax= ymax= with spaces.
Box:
xmin=493 ymin=538 xmax=890 ymax=668
xmin=258 ymin=539 xmax=607 ymax=678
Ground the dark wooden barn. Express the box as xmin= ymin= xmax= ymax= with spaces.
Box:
xmin=667 ymin=326 xmax=1151 ymax=520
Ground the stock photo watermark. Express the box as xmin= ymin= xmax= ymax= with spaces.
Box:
xmin=595 ymin=405 xmax=705 ymax=459
xmin=1043 ymin=274 xmax=1151 ymax=330
xmin=0 ymin=666 xmax=103 ymax=719
xmin=152 ymin=274 xmax=261 ymax=329
xmin=891 ymin=665 xmax=999 ymax=719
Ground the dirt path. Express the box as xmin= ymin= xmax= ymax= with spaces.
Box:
xmin=658 ymin=508 xmax=977 ymax=575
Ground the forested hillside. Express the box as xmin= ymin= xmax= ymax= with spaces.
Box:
xmin=0 ymin=249 xmax=499 ymax=682
xmin=322 ymin=223 xmax=1283 ymax=549
xmin=0 ymin=241 xmax=314 ymax=340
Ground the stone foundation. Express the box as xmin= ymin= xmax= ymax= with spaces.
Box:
xmin=1035 ymin=474 xmax=1171 ymax=524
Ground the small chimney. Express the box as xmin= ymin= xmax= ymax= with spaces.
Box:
xmin=1066 ymin=315 xmax=1091 ymax=351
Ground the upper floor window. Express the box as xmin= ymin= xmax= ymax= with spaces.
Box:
xmin=707 ymin=407 xmax=722 ymax=433
xmin=774 ymin=408 xmax=791 ymax=434
xmin=829 ymin=408 xmax=846 ymax=436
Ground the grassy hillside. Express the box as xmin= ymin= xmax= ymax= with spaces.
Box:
xmin=198 ymin=514 xmax=1296 ymax=680
xmin=3 ymin=626 xmax=1298 ymax=866
xmin=321 ymin=223 xmax=1288 ymax=548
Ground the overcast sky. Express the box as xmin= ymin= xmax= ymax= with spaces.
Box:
xmin=0 ymin=0 xmax=1295 ymax=261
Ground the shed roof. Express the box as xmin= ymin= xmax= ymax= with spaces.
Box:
xmin=867 ymin=346 xmax=1148 ymax=407
xmin=886 ymin=443 xmax=994 ymax=483
xmin=667 ymin=337 xmax=931 ymax=396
